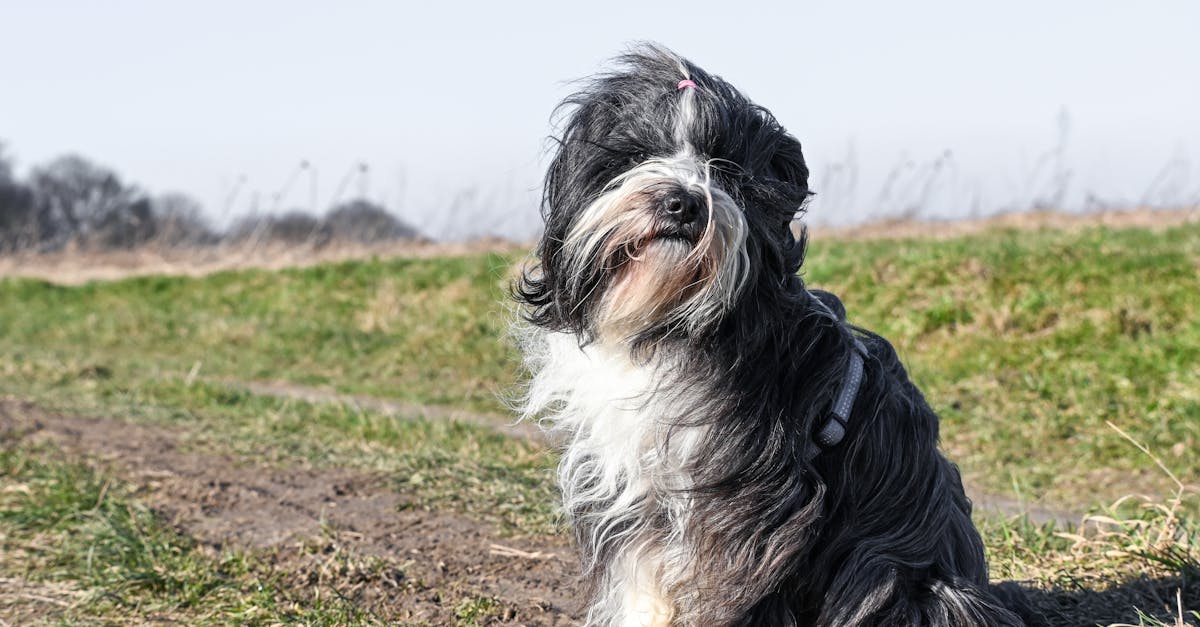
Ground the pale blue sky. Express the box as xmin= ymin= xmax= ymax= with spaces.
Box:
xmin=2 ymin=1 xmax=1198 ymax=236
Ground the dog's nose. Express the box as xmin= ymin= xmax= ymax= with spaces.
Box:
xmin=661 ymin=192 xmax=702 ymax=225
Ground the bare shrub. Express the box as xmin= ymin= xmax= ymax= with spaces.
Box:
xmin=0 ymin=180 xmax=37 ymax=253
xmin=26 ymin=155 xmax=157 ymax=250
xmin=152 ymin=193 xmax=217 ymax=247
xmin=0 ymin=144 xmax=38 ymax=252
xmin=228 ymin=210 xmax=331 ymax=247
xmin=324 ymin=199 xmax=421 ymax=244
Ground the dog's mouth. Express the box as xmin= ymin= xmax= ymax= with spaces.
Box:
xmin=620 ymin=231 xmax=695 ymax=262
xmin=643 ymin=223 xmax=700 ymax=247
xmin=651 ymin=231 xmax=694 ymax=243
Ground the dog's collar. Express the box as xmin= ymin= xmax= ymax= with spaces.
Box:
xmin=805 ymin=336 xmax=867 ymax=461
xmin=804 ymin=290 xmax=869 ymax=462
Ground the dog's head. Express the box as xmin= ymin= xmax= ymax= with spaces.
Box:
xmin=518 ymin=45 xmax=811 ymax=348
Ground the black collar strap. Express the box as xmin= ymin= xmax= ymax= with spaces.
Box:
xmin=805 ymin=336 xmax=867 ymax=462
xmin=804 ymin=290 xmax=868 ymax=462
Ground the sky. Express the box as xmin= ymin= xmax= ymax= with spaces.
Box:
xmin=2 ymin=1 xmax=1198 ymax=237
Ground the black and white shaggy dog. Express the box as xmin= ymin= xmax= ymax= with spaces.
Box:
xmin=514 ymin=44 xmax=1027 ymax=627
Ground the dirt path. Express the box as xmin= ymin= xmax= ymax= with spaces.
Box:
xmin=237 ymin=380 xmax=543 ymax=442
xmin=236 ymin=380 xmax=1078 ymax=526
xmin=0 ymin=400 xmax=581 ymax=625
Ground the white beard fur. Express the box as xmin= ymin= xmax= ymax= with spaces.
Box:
xmin=516 ymin=326 xmax=711 ymax=626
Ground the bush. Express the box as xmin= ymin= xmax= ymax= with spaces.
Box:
xmin=0 ymin=144 xmax=37 ymax=252
xmin=324 ymin=199 xmax=420 ymax=244
xmin=0 ymin=180 xmax=37 ymax=252
xmin=228 ymin=211 xmax=331 ymax=246
xmin=0 ymin=143 xmax=424 ymax=253
xmin=152 ymin=193 xmax=217 ymax=247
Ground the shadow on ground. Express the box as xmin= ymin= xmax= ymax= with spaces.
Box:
xmin=1003 ymin=576 xmax=1198 ymax=626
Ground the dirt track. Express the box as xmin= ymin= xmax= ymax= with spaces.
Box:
xmin=0 ymin=394 xmax=1080 ymax=624
xmin=0 ymin=400 xmax=581 ymax=625
xmin=237 ymin=380 xmax=1076 ymax=526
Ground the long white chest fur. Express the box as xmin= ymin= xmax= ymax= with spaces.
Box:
xmin=519 ymin=329 xmax=708 ymax=626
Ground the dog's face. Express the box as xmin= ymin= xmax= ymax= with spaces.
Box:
xmin=520 ymin=46 xmax=812 ymax=347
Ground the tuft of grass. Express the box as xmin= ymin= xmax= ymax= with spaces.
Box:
xmin=982 ymin=490 xmax=1199 ymax=626
xmin=0 ymin=444 xmax=231 ymax=608
xmin=454 ymin=594 xmax=504 ymax=626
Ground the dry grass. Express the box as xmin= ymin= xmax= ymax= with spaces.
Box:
xmin=985 ymin=423 xmax=1199 ymax=626
xmin=811 ymin=206 xmax=1200 ymax=242
xmin=2 ymin=207 xmax=1197 ymax=286
xmin=0 ymin=237 xmax=526 ymax=285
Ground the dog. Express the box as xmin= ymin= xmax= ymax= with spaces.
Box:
xmin=514 ymin=44 xmax=1027 ymax=627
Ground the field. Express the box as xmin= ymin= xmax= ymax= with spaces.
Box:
xmin=1 ymin=219 xmax=1198 ymax=625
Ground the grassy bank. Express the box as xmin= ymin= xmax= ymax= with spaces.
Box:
xmin=1 ymin=222 xmax=1198 ymax=624
xmin=2 ymin=223 xmax=1197 ymax=507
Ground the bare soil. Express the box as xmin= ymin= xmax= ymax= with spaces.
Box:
xmin=0 ymin=400 xmax=582 ymax=625
xmin=238 ymin=380 xmax=542 ymax=442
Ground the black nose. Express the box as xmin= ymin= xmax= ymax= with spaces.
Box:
xmin=661 ymin=192 xmax=702 ymax=225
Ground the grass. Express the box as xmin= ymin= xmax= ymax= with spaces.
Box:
xmin=802 ymin=224 xmax=1200 ymax=505
xmin=2 ymin=224 xmax=1197 ymax=506
xmin=9 ymin=372 xmax=559 ymax=534
xmin=0 ymin=221 xmax=1198 ymax=623
xmin=0 ymin=251 xmax=515 ymax=411
xmin=980 ymin=495 xmax=1199 ymax=625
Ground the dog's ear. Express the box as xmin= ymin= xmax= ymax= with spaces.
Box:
xmin=770 ymin=134 xmax=810 ymax=203
xmin=763 ymin=134 xmax=810 ymax=276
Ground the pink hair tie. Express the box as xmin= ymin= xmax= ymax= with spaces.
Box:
xmin=677 ymin=79 xmax=697 ymax=89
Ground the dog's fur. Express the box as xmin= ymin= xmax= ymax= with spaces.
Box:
xmin=514 ymin=44 xmax=1026 ymax=626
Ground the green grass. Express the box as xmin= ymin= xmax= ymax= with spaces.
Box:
xmin=8 ymin=373 xmax=559 ymax=534
xmin=802 ymin=225 xmax=1200 ymax=505
xmin=2 ymin=225 xmax=1197 ymax=507
xmin=0 ymin=439 xmax=535 ymax=625
xmin=979 ymin=492 xmax=1200 ymax=626
xmin=0 ymin=252 xmax=515 ymax=412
